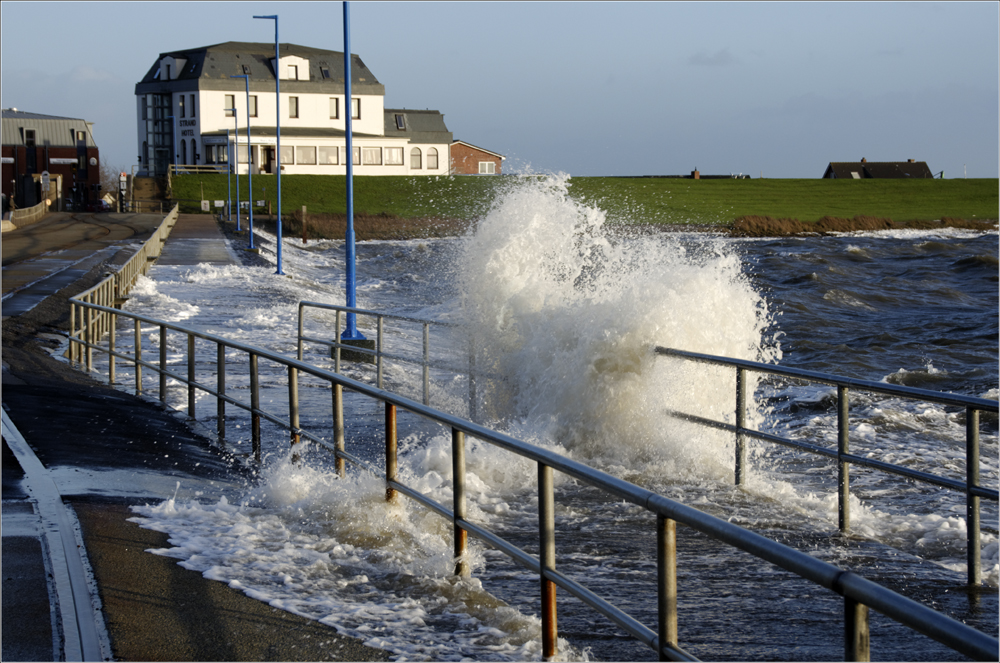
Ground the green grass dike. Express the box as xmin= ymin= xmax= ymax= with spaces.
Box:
xmin=170 ymin=174 xmax=998 ymax=239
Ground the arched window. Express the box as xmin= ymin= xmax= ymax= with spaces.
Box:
xmin=427 ymin=148 xmax=438 ymax=170
xmin=180 ymin=139 xmax=187 ymax=165
xmin=410 ymin=147 xmax=421 ymax=169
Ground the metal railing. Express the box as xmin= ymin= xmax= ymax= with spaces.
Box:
xmin=6 ymin=199 xmax=51 ymax=229
xmin=297 ymin=301 xmax=476 ymax=413
xmin=65 ymin=298 xmax=998 ymax=661
xmin=69 ymin=205 xmax=178 ymax=370
xmin=655 ymin=346 xmax=999 ymax=587
xmin=169 ymin=164 xmax=229 ymax=175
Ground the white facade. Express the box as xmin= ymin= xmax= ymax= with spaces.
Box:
xmin=136 ymin=43 xmax=452 ymax=177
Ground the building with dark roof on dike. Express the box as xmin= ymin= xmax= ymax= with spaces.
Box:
xmin=823 ymin=158 xmax=935 ymax=179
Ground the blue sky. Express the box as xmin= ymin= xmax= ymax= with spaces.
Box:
xmin=2 ymin=1 xmax=997 ymax=178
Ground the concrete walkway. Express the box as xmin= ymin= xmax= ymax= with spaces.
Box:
xmin=2 ymin=213 xmax=388 ymax=661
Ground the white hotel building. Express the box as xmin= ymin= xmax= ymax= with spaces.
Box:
xmin=135 ymin=41 xmax=452 ymax=177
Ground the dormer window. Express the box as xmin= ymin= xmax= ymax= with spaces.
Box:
xmin=321 ymin=67 xmax=330 ymax=79
xmin=395 ymin=114 xmax=406 ymax=130
xmin=289 ymin=64 xmax=298 ymax=80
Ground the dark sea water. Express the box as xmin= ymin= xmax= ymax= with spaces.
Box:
xmin=121 ymin=176 xmax=997 ymax=661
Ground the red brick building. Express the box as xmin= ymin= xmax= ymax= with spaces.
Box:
xmin=450 ymin=140 xmax=504 ymax=175
xmin=2 ymin=109 xmax=101 ymax=211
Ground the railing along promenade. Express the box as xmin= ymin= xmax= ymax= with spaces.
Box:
xmin=68 ymin=205 xmax=178 ymax=367
xmin=5 ymin=199 xmax=51 ymax=230
xmin=66 ymin=295 xmax=998 ymax=661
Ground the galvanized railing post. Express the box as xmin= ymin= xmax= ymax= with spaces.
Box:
xmin=69 ymin=303 xmax=77 ymax=364
xmin=539 ymin=462 xmax=558 ymax=660
xmin=657 ymin=515 xmax=678 ymax=661
xmin=108 ymin=311 xmax=116 ymax=385
xmin=838 ymin=385 xmax=851 ymax=533
xmin=134 ymin=320 xmax=143 ymax=394
xmin=423 ymin=323 xmax=430 ymax=406
xmin=844 ymin=597 xmax=870 ymax=661
xmin=377 ymin=315 xmax=384 ymax=389
xmin=468 ymin=333 xmax=477 ymax=422
xmin=250 ymin=352 xmax=261 ymax=463
xmin=158 ymin=325 xmax=167 ymax=403
xmin=966 ymin=406 xmax=981 ymax=586
xmin=334 ymin=383 xmax=345 ymax=477
xmin=297 ymin=303 xmax=305 ymax=361
xmin=217 ymin=344 xmax=226 ymax=442
xmin=452 ymin=428 xmax=470 ymax=577
xmin=187 ymin=334 xmax=196 ymax=418
xmin=385 ymin=403 xmax=397 ymax=503
xmin=85 ymin=304 xmax=93 ymax=373
xmin=735 ymin=367 xmax=747 ymax=486
xmin=289 ymin=366 xmax=301 ymax=448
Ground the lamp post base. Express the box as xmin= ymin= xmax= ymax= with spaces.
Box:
xmin=334 ymin=337 xmax=376 ymax=363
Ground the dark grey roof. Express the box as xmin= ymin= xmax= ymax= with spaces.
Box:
xmin=383 ymin=109 xmax=452 ymax=145
xmin=135 ymin=42 xmax=384 ymax=95
xmin=823 ymin=161 xmax=934 ymax=179
xmin=2 ymin=109 xmax=97 ymax=147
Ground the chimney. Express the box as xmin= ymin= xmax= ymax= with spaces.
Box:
xmin=692 ymin=169 xmax=700 ymax=180
xmin=861 ymin=157 xmax=867 ymax=163
xmin=908 ymin=159 xmax=915 ymax=163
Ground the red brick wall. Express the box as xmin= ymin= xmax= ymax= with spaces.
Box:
xmin=450 ymin=143 xmax=502 ymax=175
xmin=1 ymin=145 xmax=99 ymax=207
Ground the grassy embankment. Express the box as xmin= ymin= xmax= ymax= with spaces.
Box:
xmin=171 ymin=174 xmax=998 ymax=239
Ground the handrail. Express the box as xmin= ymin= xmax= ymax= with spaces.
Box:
xmin=64 ymin=297 xmax=999 ymax=661
xmin=69 ymin=205 xmax=179 ymax=373
xmin=655 ymin=345 xmax=998 ymax=587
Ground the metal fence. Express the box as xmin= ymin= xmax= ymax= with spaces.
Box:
xmin=68 ymin=205 xmax=178 ymax=369
xmin=654 ymin=346 xmax=999 ymax=587
xmin=66 ymin=295 xmax=998 ymax=661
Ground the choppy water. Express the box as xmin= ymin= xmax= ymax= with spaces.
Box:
xmin=113 ymin=175 xmax=996 ymax=661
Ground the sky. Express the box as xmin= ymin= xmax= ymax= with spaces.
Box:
xmin=1 ymin=1 xmax=997 ymax=178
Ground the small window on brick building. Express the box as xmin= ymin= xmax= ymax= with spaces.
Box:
xmin=25 ymin=129 xmax=35 ymax=147
xmin=479 ymin=161 xmax=496 ymax=174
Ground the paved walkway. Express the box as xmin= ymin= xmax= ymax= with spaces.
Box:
xmin=2 ymin=213 xmax=388 ymax=661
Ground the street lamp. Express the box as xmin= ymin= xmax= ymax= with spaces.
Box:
xmin=231 ymin=74 xmax=255 ymax=249
xmin=226 ymin=127 xmax=233 ymax=227
xmin=254 ymin=13 xmax=284 ymax=275
xmin=341 ymin=1 xmax=366 ymax=345
xmin=226 ymin=110 xmax=240 ymax=231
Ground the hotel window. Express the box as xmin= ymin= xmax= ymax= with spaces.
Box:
xmin=479 ymin=161 xmax=496 ymax=174
xmin=297 ymin=146 xmax=317 ymax=165
xmin=385 ymin=147 xmax=403 ymax=165
xmin=281 ymin=145 xmax=295 ymax=165
xmin=321 ymin=67 xmax=331 ymax=79
xmin=410 ymin=148 xmax=421 ymax=169
xmin=238 ymin=145 xmax=249 ymax=164
xmin=190 ymin=94 xmax=195 ymax=117
xmin=225 ymin=95 xmax=235 ymax=117
xmin=141 ymin=97 xmax=148 ymax=120
xmin=340 ymin=146 xmax=360 ymax=165
xmin=329 ymin=97 xmax=339 ymax=119
xmin=288 ymin=65 xmax=298 ymax=80
xmin=249 ymin=95 xmax=258 ymax=117
xmin=289 ymin=96 xmax=299 ymax=118
xmin=351 ymin=97 xmax=360 ymax=119
xmin=319 ymin=146 xmax=338 ymax=165
xmin=395 ymin=114 xmax=405 ymax=130
xmin=362 ymin=147 xmax=382 ymax=165
xmin=179 ymin=95 xmax=185 ymax=118
xmin=427 ymin=147 xmax=438 ymax=170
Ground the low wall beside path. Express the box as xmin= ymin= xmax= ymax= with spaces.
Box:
xmin=3 ymin=200 xmax=50 ymax=232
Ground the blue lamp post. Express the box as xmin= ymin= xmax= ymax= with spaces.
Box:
xmin=224 ymin=108 xmax=240 ymax=231
xmin=231 ymin=74 xmax=255 ymax=249
xmin=254 ymin=13 xmax=284 ymax=275
xmin=341 ymin=0 xmax=365 ymax=344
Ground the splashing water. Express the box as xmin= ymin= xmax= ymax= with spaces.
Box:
xmin=458 ymin=173 xmax=780 ymax=481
